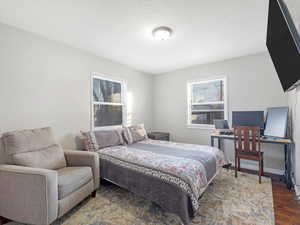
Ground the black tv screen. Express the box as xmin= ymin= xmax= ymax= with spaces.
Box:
xmin=266 ymin=0 xmax=300 ymax=92
xmin=232 ymin=111 xmax=265 ymax=129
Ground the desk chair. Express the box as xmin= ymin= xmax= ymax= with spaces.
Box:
xmin=234 ymin=126 xmax=264 ymax=183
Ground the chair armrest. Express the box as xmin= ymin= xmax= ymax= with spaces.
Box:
xmin=0 ymin=165 xmax=58 ymax=225
xmin=64 ymin=150 xmax=100 ymax=190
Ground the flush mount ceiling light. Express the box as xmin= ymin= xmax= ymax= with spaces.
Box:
xmin=152 ymin=26 xmax=173 ymax=40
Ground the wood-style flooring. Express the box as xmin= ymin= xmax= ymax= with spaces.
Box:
xmin=273 ymin=181 xmax=300 ymax=225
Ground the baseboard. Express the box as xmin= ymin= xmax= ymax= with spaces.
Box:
xmin=292 ymin=176 xmax=300 ymax=201
xmin=294 ymin=186 xmax=300 ymax=201
xmin=228 ymin=160 xmax=284 ymax=176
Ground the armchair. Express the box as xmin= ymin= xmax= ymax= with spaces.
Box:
xmin=0 ymin=127 xmax=100 ymax=225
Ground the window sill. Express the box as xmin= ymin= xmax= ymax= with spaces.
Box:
xmin=186 ymin=124 xmax=215 ymax=130
xmin=93 ymin=125 xmax=123 ymax=131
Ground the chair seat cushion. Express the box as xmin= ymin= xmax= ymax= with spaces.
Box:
xmin=237 ymin=151 xmax=263 ymax=160
xmin=57 ymin=167 xmax=93 ymax=199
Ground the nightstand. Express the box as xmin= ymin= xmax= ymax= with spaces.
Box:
xmin=147 ymin=132 xmax=170 ymax=141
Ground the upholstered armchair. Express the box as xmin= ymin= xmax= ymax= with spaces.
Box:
xmin=0 ymin=127 xmax=99 ymax=225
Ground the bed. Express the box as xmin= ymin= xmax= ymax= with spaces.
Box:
xmin=97 ymin=139 xmax=226 ymax=224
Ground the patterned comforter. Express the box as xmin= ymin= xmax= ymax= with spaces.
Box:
xmin=98 ymin=139 xmax=226 ymax=214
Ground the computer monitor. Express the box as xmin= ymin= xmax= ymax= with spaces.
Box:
xmin=264 ymin=107 xmax=289 ymax=138
xmin=214 ymin=120 xmax=229 ymax=129
xmin=232 ymin=111 xmax=265 ymax=129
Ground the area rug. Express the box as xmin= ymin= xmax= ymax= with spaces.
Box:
xmin=8 ymin=169 xmax=275 ymax=225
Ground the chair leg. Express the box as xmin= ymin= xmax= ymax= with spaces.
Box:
xmin=91 ymin=190 xmax=96 ymax=198
xmin=235 ymin=156 xmax=238 ymax=178
xmin=259 ymin=160 xmax=262 ymax=184
xmin=261 ymin=159 xmax=264 ymax=176
xmin=238 ymin=158 xmax=241 ymax=171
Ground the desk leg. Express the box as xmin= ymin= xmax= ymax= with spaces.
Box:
xmin=211 ymin=136 xmax=222 ymax=149
xmin=216 ymin=137 xmax=231 ymax=169
xmin=211 ymin=136 xmax=214 ymax=147
xmin=285 ymin=144 xmax=293 ymax=189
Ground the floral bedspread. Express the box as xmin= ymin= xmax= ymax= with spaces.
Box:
xmin=98 ymin=139 xmax=226 ymax=213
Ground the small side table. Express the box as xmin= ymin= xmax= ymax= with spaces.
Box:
xmin=147 ymin=132 xmax=170 ymax=141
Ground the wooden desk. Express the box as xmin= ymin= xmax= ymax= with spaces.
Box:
xmin=210 ymin=132 xmax=293 ymax=189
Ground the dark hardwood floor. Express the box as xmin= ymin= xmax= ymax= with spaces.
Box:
xmin=273 ymin=181 xmax=300 ymax=225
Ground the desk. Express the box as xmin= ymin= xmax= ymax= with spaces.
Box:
xmin=210 ymin=133 xmax=293 ymax=189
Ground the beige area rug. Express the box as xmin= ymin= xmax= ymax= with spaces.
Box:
xmin=9 ymin=169 xmax=275 ymax=225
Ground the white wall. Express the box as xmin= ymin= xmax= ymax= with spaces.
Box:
xmin=0 ymin=23 xmax=153 ymax=149
xmin=285 ymin=0 xmax=300 ymax=35
xmin=285 ymin=0 xmax=300 ymax=186
xmin=153 ymin=52 xmax=288 ymax=174
xmin=288 ymin=89 xmax=300 ymax=185
xmin=0 ymin=22 xmax=292 ymax=176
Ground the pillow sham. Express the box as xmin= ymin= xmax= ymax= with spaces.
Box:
xmin=123 ymin=124 xmax=148 ymax=144
xmin=81 ymin=129 xmax=124 ymax=152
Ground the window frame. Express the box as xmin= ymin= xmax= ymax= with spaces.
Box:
xmin=186 ymin=77 xmax=228 ymax=129
xmin=91 ymin=72 xmax=127 ymax=130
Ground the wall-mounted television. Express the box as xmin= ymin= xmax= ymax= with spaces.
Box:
xmin=266 ymin=0 xmax=300 ymax=92
xmin=232 ymin=111 xmax=265 ymax=129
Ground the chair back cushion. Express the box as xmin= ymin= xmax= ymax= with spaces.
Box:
xmin=233 ymin=126 xmax=261 ymax=153
xmin=123 ymin=124 xmax=148 ymax=144
xmin=81 ymin=128 xmax=124 ymax=152
xmin=2 ymin=127 xmax=66 ymax=169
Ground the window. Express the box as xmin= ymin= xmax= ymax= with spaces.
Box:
xmin=91 ymin=75 xmax=126 ymax=129
xmin=187 ymin=78 xmax=227 ymax=128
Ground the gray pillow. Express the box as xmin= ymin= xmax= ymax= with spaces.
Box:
xmin=2 ymin=127 xmax=66 ymax=169
xmin=12 ymin=144 xmax=67 ymax=170
xmin=123 ymin=124 xmax=148 ymax=144
xmin=81 ymin=129 xmax=125 ymax=151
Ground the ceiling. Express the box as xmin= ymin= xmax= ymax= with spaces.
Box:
xmin=0 ymin=0 xmax=270 ymax=74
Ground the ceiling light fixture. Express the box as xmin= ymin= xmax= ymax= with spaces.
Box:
xmin=152 ymin=26 xmax=172 ymax=40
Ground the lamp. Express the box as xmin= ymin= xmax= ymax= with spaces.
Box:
xmin=152 ymin=26 xmax=172 ymax=40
